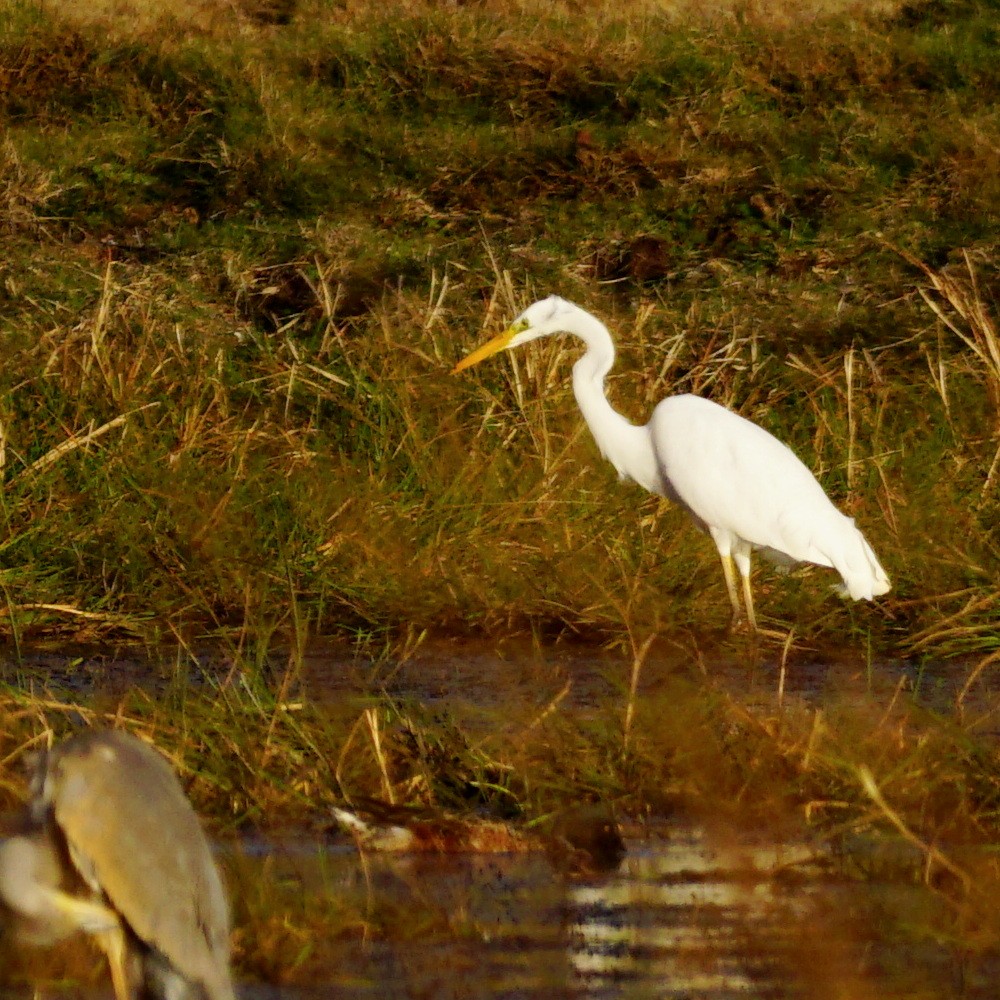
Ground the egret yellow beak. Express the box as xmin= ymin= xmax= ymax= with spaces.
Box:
xmin=451 ymin=326 xmax=519 ymax=374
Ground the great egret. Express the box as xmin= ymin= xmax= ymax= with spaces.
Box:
xmin=452 ymin=296 xmax=890 ymax=629
xmin=0 ymin=729 xmax=236 ymax=1000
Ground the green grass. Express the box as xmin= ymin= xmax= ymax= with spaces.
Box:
xmin=3 ymin=3 xmax=1000 ymax=989
xmin=0 ymin=0 xmax=998 ymax=804
xmin=1 ymin=0 xmax=999 ymax=658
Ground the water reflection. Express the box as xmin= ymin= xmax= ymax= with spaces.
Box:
xmin=227 ymin=824 xmax=839 ymax=1000
xmin=568 ymin=829 xmax=823 ymax=997
xmin=0 ymin=815 xmax=982 ymax=999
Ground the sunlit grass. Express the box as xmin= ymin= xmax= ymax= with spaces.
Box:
xmin=0 ymin=244 xmax=996 ymax=647
xmin=2 ymin=0 xmax=997 ymax=647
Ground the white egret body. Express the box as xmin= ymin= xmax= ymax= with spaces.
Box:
xmin=453 ymin=296 xmax=890 ymax=629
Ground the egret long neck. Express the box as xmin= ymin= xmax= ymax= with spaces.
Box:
xmin=569 ymin=314 xmax=661 ymax=494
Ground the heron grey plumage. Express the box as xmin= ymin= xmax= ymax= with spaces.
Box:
xmin=0 ymin=728 xmax=236 ymax=1000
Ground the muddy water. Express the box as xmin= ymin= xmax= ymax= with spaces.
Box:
xmin=232 ymin=816 xmax=988 ymax=999
xmin=3 ymin=640 xmax=999 ymax=997
xmin=0 ymin=636 xmax=956 ymax=713
xmin=232 ymin=825 xmax=857 ymax=999
xmin=0 ymin=821 xmax=978 ymax=999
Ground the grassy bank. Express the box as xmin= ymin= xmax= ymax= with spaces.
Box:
xmin=3 ymin=2 xmax=1000 ymax=991
xmin=0 ymin=0 xmax=996 ymax=654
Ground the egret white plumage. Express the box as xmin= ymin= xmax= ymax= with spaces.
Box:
xmin=452 ymin=296 xmax=890 ymax=630
xmin=0 ymin=729 xmax=236 ymax=1000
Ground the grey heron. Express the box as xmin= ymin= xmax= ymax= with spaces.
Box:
xmin=0 ymin=728 xmax=236 ymax=1000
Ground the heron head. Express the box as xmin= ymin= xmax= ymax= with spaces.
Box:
xmin=451 ymin=295 xmax=576 ymax=374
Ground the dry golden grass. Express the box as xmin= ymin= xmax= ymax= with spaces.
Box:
xmin=42 ymin=0 xmax=911 ymax=40
xmin=42 ymin=0 xmax=285 ymax=34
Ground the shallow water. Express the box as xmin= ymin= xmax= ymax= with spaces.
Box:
xmin=3 ymin=639 xmax=1000 ymax=997
xmin=2 ymin=635 xmax=990 ymax=717
xmin=0 ymin=823 xmax=808 ymax=997
xmin=231 ymin=824 xmax=865 ymax=999
xmin=214 ymin=818 xmax=996 ymax=998
xmin=0 ymin=811 xmax=942 ymax=999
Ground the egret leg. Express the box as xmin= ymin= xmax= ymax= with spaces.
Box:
xmin=732 ymin=547 xmax=757 ymax=632
xmin=717 ymin=551 xmax=744 ymax=624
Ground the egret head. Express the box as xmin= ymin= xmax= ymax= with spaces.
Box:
xmin=452 ymin=295 xmax=575 ymax=373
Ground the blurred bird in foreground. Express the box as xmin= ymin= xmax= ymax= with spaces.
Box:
xmin=0 ymin=728 xmax=236 ymax=1000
